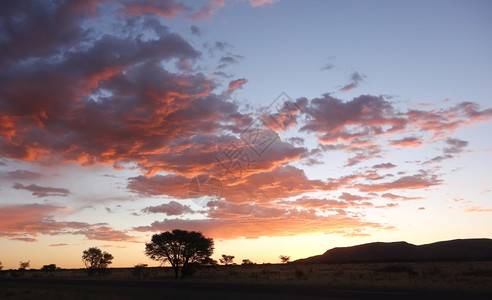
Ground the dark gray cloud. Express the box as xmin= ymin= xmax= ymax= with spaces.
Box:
xmin=12 ymin=183 xmax=70 ymax=197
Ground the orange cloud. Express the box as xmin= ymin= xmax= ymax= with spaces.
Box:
xmin=134 ymin=211 xmax=388 ymax=239
xmin=0 ymin=203 xmax=137 ymax=242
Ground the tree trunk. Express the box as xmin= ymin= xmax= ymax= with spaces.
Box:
xmin=173 ymin=267 xmax=179 ymax=279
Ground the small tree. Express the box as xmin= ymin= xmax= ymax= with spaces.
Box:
xmin=242 ymin=259 xmax=254 ymax=265
xmin=41 ymin=264 xmax=57 ymax=272
xmin=82 ymin=247 xmax=113 ymax=276
xmin=19 ymin=260 xmax=30 ymax=270
xmin=279 ymin=255 xmax=290 ymax=264
xmin=0 ymin=261 xmax=3 ymax=270
xmin=145 ymin=229 xmax=214 ymax=279
xmin=201 ymin=257 xmax=218 ymax=266
xmin=219 ymin=254 xmax=235 ymax=265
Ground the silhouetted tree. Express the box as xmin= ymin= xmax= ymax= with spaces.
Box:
xmin=19 ymin=260 xmax=30 ymax=270
xmin=41 ymin=264 xmax=57 ymax=271
xmin=279 ymin=255 xmax=290 ymax=263
xmin=201 ymin=257 xmax=218 ymax=266
xmin=219 ymin=254 xmax=235 ymax=265
xmin=0 ymin=261 xmax=3 ymax=270
xmin=242 ymin=259 xmax=254 ymax=265
xmin=145 ymin=229 xmax=214 ymax=279
xmin=82 ymin=247 xmax=113 ymax=276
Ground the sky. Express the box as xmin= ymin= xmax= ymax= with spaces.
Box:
xmin=1 ymin=0 xmax=492 ymax=270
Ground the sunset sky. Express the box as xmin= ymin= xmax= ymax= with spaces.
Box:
xmin=1 ymin=0 xmax=492 ymax=270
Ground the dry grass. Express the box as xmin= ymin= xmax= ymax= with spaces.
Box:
xmin=2 ymin=260 xmax=492 ymax=291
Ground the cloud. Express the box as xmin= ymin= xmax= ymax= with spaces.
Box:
xmin=388 ymin=137 xmax=423 ymax=148
xmin=190 ymin=0 xmax=226 ymax=21
xmin=248 ymin=0 xmax=279 ymax=7
xmin=133 ymin=211 xmax=387 ymax=239
xmin=12 ymin=183 xmax=71 ymax=198
xmin=278 ymin=197 xmax=349 ymax=210
xmin=227 ymin=78 xmax=248 ymax=93
xmin=443 ymin=137 xmax=468 ymax=154
xmin=464 ymin=207 xmax=492 ymax=213
xmin=301 ymin=94 xmax=406 ymax=143
xmin=345 ymin=145 xmax=382 ymax=166
xmin=372 ymin=163 xmax=396 ymax=169
xmin=75 ymin=226 xmax=138 ymax=242
xmin=0 ymin=203 xmax=137 ymax=242
xmin=380 ymin=193 xmax=422 ymax=201
xmin=338 ymin=192 xmax=370 ymax=202
xmin=121 ymin=0 xmax=190 ymax=18
xmin=2 ymin=170 xmax=43 ymax=180
xmin=339 ymin=72 xmax=366 ymax=93
xmin=423 ymin=154 xmax=453 ymax=165
xmin=190 ymin=25 xmax=202 ymax=36
xmin=321 ymin=63 xmax=335 ymax=70
xmin=129 ymin=165 xmax=346 ymax=205
xmin=50 ymin=243 xmax=69 ymax=247
xmin=0 ymin=203 xmax=82 ymax=238
xmin=355 ymin=171 xmax=442 ymax=192
xmin=190 ymin=0 xmax=278 ymax=21
xmin=10 ymin=237 xmax=38 ymax=242
xmin=142 ymin=201 xmax=195 ymax=215
xmin=217 ymin=54 xmax=244 ymax=69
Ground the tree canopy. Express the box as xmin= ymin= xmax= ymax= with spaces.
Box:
xmin=145 ymin=229 xmax=214 ymax=278
xmin=82 ymin=247 xmax=113 ymax=275
xmin=219 ymin=254 xmax=235 ymax=265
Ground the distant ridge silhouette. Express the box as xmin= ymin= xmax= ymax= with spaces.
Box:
xmin=294 ymin=238 xmax=492 ymax=264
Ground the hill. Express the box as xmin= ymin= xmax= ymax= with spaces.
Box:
xmin=294 ymin=238 xmax=492 ymax=264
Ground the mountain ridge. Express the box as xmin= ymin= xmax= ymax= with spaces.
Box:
xmin=294 ymin=238 xmax=492 ymax=264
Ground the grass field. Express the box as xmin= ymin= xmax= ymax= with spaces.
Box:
xmin=2 ymin=260 xmax=492 ymax=292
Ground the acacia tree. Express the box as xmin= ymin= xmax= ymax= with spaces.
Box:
xmin=145 ymin=229 xmax=214 ymax=279
xmin=279 ymin=255 xmax=290 ymax=264
xmin=82 ymin=247 xmax=113 ymax=275
xmin=19 ymin=260 xmax=30 ymax=270
xmin=219 ymin=254 xmax=235 ymax=265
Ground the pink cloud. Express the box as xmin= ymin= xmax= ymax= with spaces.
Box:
xmin=388 ymin=137 xmax=423 ymax=148
xmin=0 ymin=203 xmax=137 ymax=242
xmin=227 ymin=78 xmax=248 ymax=93
xmin=248 ymin=0 xmax=279 ymax=7
xmin=121 ymin=0 xmax=190 ymax=18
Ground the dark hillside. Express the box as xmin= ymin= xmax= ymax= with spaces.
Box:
xmin=295 ymin=238 xmax=492 ymax=263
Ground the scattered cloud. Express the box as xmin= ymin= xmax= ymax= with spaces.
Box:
xmin=0 ymin=203 xmax=137 ymax=242
xmin=389 ymin=137 xmax=423 ymax=148
xmin=2 ymin=170 xmax=43 ymax=180
xmin=12 ymin=183 xmax=70 ymax=198
xmin=339 ymin=71 xmax=366 ymax=93
xmin=355 ymin=171 xmax=441 ymax=192
xmin=121 ymin=0 xmax=190 ymax=18
xmin=372 ymin=163 xmax=396 ymax=169
xmin=380 ymin=193 xmax=422 ymax=201
xmin=49 ymin=243 xmax=69 ymax=247
xmin=227 ymin=78 xmax=248 ymax=93
xmin=142 ymin=201 xmax=195 ymax=215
